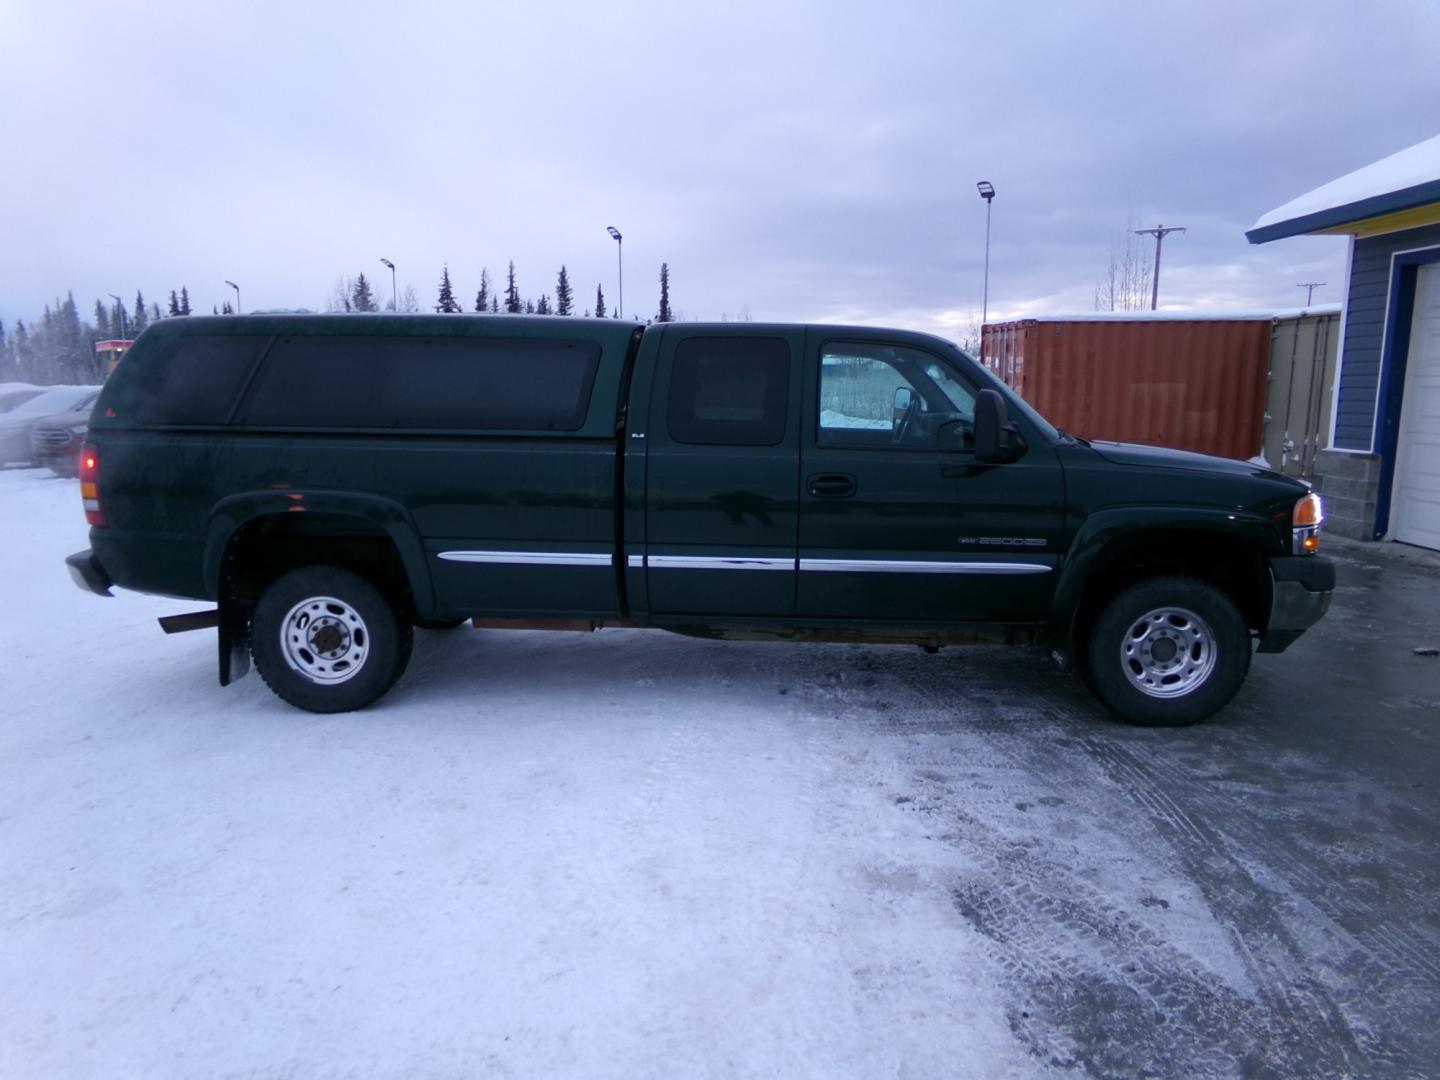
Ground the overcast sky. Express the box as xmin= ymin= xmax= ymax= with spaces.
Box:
xmin=3 ymin=0 xmax=1437 ymax=339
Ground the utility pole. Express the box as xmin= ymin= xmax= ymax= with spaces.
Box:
xmin=1134 ymin=224 xmax=1186 ymax=310
xmin=1297 ymin=282 xmax=1325 ymax=305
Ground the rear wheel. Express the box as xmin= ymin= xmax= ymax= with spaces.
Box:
xmin=251 ymin=566 xmax=413 ymax=713
xmin=1085 ymin=576 xmax=1251 ymax=726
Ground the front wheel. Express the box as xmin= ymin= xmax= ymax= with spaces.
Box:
xmin=251 ymin=566 xmax=413 ymax=713
xmin=1085 ymin=576 xmax=1251 ymax=726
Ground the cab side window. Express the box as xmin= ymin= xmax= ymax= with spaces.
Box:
xmin=667 ymin=337 xmax=790 ymax=446
xmin=818 ymin=343 xmax=976 ymax=449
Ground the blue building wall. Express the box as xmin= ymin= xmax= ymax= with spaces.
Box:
xmin=1336 ymin=220 xmax=1440 ymax=450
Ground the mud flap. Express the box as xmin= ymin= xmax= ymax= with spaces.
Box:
xmin=218 ymin=592 xmax=251 ymax=686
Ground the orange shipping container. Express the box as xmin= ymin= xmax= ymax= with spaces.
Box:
xmin=979 ymin=315 xmax=1274 ymax=461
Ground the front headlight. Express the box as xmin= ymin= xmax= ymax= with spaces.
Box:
xmin=69 ymin=424 xmax=88 ymax=435
xmin=1292 ymin=493 xmax=1323 ymax=554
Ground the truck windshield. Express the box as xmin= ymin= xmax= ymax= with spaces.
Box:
xmin=954 ymin=345 xmax=1061 ymax=443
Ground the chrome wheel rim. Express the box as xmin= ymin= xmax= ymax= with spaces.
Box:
xmin=1120 ymin=606 xmax=1217 ymax=699
xmin=279 ymin=595 xmax=368 ymax=685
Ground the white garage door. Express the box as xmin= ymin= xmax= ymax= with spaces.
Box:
xmin=1392 ymin=261 xmax=1440 ymax=549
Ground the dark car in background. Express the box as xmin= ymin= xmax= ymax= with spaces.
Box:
xmin=31 ymin=400 xmax=101 ymax=477
xmin=0 ymin=386 xmax=102 ymax=467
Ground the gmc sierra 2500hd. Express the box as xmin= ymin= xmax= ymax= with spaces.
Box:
xmin=65 ymin=314 xmax=1333 ymax=725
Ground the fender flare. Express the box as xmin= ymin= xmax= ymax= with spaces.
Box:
xmin=1050 ymin=506 xmax=1275 ymax=645
xmin=202 ymin=489 xmax=436 ymax=614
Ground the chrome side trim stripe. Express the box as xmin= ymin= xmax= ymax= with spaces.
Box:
xmin=647 ymin=555 xmax=795 ymax=571
xmin=437 ymin=550 xmax=612 ymax=567
xmin=439 ymin=551 xmax=1051 ymax=575
xmin=799 ymin=559 xmax=1052 ymax=575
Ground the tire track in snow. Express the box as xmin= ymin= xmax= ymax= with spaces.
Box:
xmin=1072 ymin=733 xmax=1434 ymax=1078
xmin=790 ymin=644 xmax=1384 ymax=1077
xmin=1081 ymin=734 xmax=1440 ymax=992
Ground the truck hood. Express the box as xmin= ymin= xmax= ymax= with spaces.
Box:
xmin=1088 ymin=439 xmax=1291 ymax=482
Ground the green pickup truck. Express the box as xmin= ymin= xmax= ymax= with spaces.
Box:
xmin=65 ymin=314 xmax=1333 ymax=725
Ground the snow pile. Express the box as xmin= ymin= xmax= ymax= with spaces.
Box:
xmin=1252 ymin=134 xmax=1440 ymax=231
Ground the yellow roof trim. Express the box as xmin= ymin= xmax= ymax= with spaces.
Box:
xmin=1313 ymin=201 xmax=1440 ymax=239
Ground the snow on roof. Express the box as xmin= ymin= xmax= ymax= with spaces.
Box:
xmin=1247 ymin=135 xmax=1440 ymax=243
xmin=991 ymin=305 xmax=1341 ymax=325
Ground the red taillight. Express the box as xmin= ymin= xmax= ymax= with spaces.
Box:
xmin=79 ymin=442 xmax=105 ymax=527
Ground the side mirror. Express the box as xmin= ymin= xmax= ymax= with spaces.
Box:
xmin=974 ymin=389 xmax=1023 ymax=463
xmin=892 ymin=386 xmax=914 ymax=429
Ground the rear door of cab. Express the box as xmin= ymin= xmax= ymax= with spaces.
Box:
xmin=638 ymin=326 xmax=804 ymax=618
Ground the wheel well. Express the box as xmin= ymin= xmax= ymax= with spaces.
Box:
xmin=1072 ymin=530 xmax=1270 ymax=652
xmin=220 ymin=513 xmax=417 ymax=616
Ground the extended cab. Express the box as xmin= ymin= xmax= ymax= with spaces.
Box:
xmin=66 ymin=314 xmax=1334 ymax=725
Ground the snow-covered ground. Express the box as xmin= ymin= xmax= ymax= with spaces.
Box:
xmin=2 ymin=468 xmax=1430 ymax=1078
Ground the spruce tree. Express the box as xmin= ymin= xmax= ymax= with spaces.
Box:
xmin=657 ymin=263 xmax=673 ymax=322
xmin=490 ymin=295 xmax=499 ymax=314
xmin=594 ymin=284 xmax=607 ymax=320
xmin=94 ymin=300 xmax=112 ymax=339
xmin=59 ymin=293 xmax=87 ymax=380
xmin=168 ymin=291 xmax=181 ymax=317
xmin=14 ymin=320 xmax=31 ymax=380
xmin=352 ymin=272 xmax=378 ymax=312
xmin=475 ymin=268 xmax=491 ymax=313
xmin=555 ymin=266 xmax=573 ymax=315
xmin=536 ymin=294 xmax=551 ymax=315
xmin=179 ymin=287 xmax=192 ymax=316
xmin=524 ymin=299 xmax=535 ymax=314
xmin=436 ymin=265 xmax=461 ymax=313
xmin=151 ymin=302 xmax=161 ymax=322
xmin=222 ymin=301 xmax=233 ymax=315
xmin=504 ymin=262 xmax=522 ymax=313
xmin=132 ymin=291 xmax=149 ymax=335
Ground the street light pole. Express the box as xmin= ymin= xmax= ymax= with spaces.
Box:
xmin=224 ymin=279 xmax=241 ymax=314
xmin=976 ymin=181 xmax=995 ymax=326
xmin=607 ymin=226 xmax=623 ymax=318
xmin=381 ymin=258 xmax=397 ymax=311
xmin=107 ymin=293 xmax=127 ymax=340
xmin=1134 ymin=224 xmax=1186 ymax=310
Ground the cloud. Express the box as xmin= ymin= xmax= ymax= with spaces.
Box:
xmin=3 ymin=0 xmax=1436 ymax=334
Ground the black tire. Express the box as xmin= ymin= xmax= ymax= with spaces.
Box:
xmin=414 ymin=616 xmax=467 ymax=631
xmin=1085 ymin=576 xmax=1251 ymax=727
xmin=251 ymin=566 xmax=413 ymax=713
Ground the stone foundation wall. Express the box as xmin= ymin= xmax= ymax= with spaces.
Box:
xmin=1312 ymin=449 xmax=1383 ymax=540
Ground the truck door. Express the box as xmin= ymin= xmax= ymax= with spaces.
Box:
xmin=797 ymin=332 xmax=1065 ymax=623
xmin=641 ymin=327 xmax=803 ymax=617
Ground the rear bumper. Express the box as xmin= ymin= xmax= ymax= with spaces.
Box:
xmin=1257 ymin=555 xmax=1335 ymax=653
xmin=65 ymin=549 xmax=113 ymax=597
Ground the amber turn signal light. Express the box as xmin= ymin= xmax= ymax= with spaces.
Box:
xmin=1292 ymin=493 xmax=1323 ymax=527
